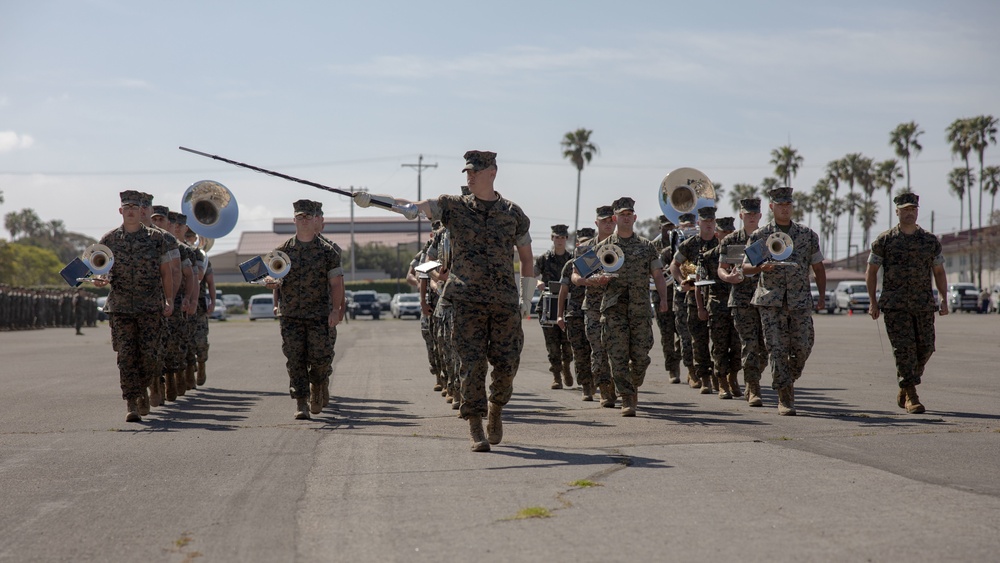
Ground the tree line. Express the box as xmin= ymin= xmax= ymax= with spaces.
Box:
xmin=563 ymin=117 xmax=999 ymax=284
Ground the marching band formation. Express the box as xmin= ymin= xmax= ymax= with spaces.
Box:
xmin=63 ymin=149 xmax=946 ymax=451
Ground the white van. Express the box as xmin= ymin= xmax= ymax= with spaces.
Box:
xmin=248 ymin=294 xmax=276 ymax=320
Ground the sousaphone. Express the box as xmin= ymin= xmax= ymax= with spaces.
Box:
xmin=659 ymin=167 xmax=716 ymax=225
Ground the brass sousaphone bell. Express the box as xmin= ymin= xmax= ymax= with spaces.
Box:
xmin=181 ymin=180 xmax=239 ymax=241
xmin=658 ymin=167 xmax=717 ymax=225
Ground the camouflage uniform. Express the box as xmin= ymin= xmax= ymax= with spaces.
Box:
xmin=652 ymin=241 xmax=680 ymax=377
xmin=559 ymin=258 xmax=593 ymax=391
xmin=720 ymin=228 xmax=768 ymax=386
xmin=100 ymin=224 xmax=170 ymax=401
xmin=675 ymin=234 xmax=719 ymax=387
xmin=534 ymin=245 xmax=573 ymax=385
xmin=194 ymin=256 xmax=211 ymax=368
xmin=412 ymin=242 xmax=442 ymax=386
xmin=701 ymin=240 xmax=741 ymax=385
xmin=669 ymin=228 xmax=695 ymax=374
xmin=276 ymin=235 xmax=343 ymax=399
xmin=428 ymin=228 xmax=461 ymax=405
xmin=579 ymin=237 xmax=612 ymax=393
xmin=868 ymin=225 xmax=943 ymax=388
xmin=599 ymin=232 xmax=662 ymax=397
xmin=748 ymin=221 xmax=823 ymax=390
xmin=426 ymin=192 xmax=531 ymax=419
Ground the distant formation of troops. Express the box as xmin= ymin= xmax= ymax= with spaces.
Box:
xmin=0 ymin=285 xmax=98 ymax=332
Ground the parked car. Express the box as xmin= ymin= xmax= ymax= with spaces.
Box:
xmin=209 ymin=292 xmax=228 ymax=321
xmin=390 ymin=293 xmax=422 ymax=319
xmin=948 ymin=282 xmax=979 ymax=313
xmin=377 ymin=292 xmax=391 ymax=311
xmin=349 ymin=290 xmax=381 ymax=319
xmin=834 ymin=281 xmax=870 ymax=313
xmin=248 ymin=294 xmax=276 ymax=320
xmin=96 ymin=296 xmax=108 ymax=321
xmin=221 ymin=293 xmax=245 ymax=312
xmin=810 ymin=283 xmax=836 ymax=314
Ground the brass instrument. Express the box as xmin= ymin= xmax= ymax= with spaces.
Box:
xmin=263 ymin=250 xmax=291 ymax=279
xmin=181 ymin=180 xmax=239 ymax=239
xmin=766 ymin=232 xmax=794 ymax=261
xmin=82 ymin=244 xmax=114 ymax=275
xmin=596 ymin=243 xmax=625 ymax=273
xmin=659 ymin=167 xmax=717 ymax=225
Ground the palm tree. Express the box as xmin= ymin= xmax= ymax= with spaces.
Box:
xmin=889 ymin=121 xmax=924 ymax=192
xmin=829 ymin=197 xmax=846 ymax=261
xmin=948 ymin=167 xmax=970 ymax=231
xmin=968 ymin=114 xmax=998 ymax=230
xmin=793 ymin=191 xmax=813 ymax=225
xmin=729 ymin=183 xmax=759 ymax=213
xmin=858 ymin=200 xmax=879 ymax=249
xmin=769 ymin=145 xmax=804 ymax=187
xmin=840 ymin=153 xmax=868 ymax=261
xmin=812 ymin=177 xmax=833 ymax=256
xmin=947 ymin=118 xmax=975 ymax=233
xmin=875 ymin=159 xmax=903 ymax=228
xmin=983 ymin=165 xmax=1000 ymax=219
xmin=560 ymin=129 xmax=599 ymax=237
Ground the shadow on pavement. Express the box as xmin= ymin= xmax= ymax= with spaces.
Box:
xmin=488 ymin=444 xmax=671 ymax=470
xmin=314 ymin=395 xmax=420 ymax=430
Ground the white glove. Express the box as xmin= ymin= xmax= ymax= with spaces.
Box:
xmin=353 ymin=192 xmax=396 ymax=209
xmin=519 ymin=276 xmax=536 ymax=318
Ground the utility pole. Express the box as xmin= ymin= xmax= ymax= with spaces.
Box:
xmin=349 ymin=186 xmax=367 ymax=281
xmin=402 ymin=154 xmax=437 ymax=245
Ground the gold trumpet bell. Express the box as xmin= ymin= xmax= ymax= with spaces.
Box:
xmin=659 ymin=167 xmax=716 ymax=225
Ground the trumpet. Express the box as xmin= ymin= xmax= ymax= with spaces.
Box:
xmin=239 ymin=250 xmax=292 ymax=284
xmin=596 ymin=243 xmax=625 ymax=273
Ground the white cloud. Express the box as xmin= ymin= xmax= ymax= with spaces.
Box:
xmin=0 ymin=131 xmax=35 ymax=153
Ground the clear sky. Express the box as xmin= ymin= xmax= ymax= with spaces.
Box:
xmin=2 ymin=0 xmax=998 ymax=261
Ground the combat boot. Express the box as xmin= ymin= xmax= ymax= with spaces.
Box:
xmin=777 ymin=386 xmax=796 ymax=416
xmin=197 ymin=360 xmax=207 ymax=386
xmin=309 ymin=384 xmax=323 ymax=415
xmin=469 ymin=415 xmax=490 ymax=452
xmin=550 ymin=371 xmax=563 ymax=389
xmin=904 ymin=385 xmax=925 ymax=414
xmin=451 ymin=392 xmax=460 ymax=410
xmin=728 ymin=371 xmax=742 ymax=397
xmin=599 ymin=382 xmax=617 ymax=408
xmin=294 ymin=397 xmax=311 ymax=420
xmin=896 ymin=387 xmax=907 ymax=409
xmin=700 ymin=373 xmax=714 ymax=395
xmin=148 ymin=378 xmax=162 ymax=408
xmin=687 ymin=368 xmax=701 ymax=389
xmin=717 ymin=376 xmax=732 ymax=400
xmin=562 ymin=361 xmax=574 ymax=388
xmin=175 ymin=371 xmax=186 ymax=397
xmin=321 ymin=378 xmax=330 ymax=407
xmin=582 ymin=383 xmax=594 ymax=402
xmin=125 ymin=398 xmax=142 ymax=423
xmin=668 ymin=369 xmax=681 ymax=384
xmin=137 ymin=389 xmax=150 ymax=416
xmin=486 ymin=403 xmax=503 ymax=445
xmin=185 ymin=364 xmax=197 ymax=390
xmin=165 ymin=372 xmax=177 ymax=402
xmin=746 ymin=381 xmax=763 ymax=407
xmin=620 ymin=394 xmax=637 ymax=417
